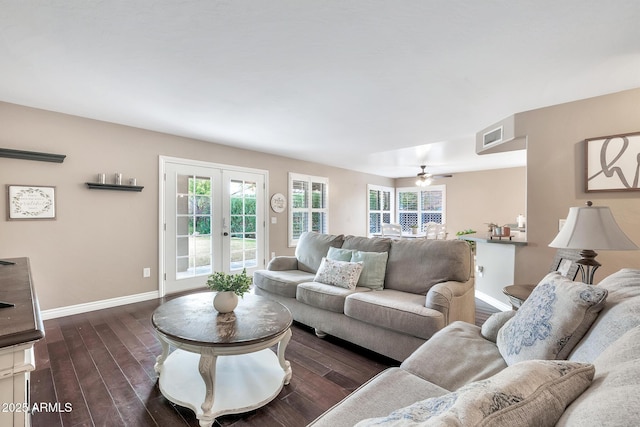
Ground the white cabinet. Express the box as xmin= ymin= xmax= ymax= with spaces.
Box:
xmin=0 ymin=258 xmax=44 ymax=427
xmin=0 ymin=344 xmax=35 ymax=427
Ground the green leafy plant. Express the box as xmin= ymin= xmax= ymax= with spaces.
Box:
xmin=455 ymin=229 xmax=476 ymax=236
xmin=206 ymin=269 xmax=252 ymax=297
xmin=456 ymin=229 xmax=477 ymax=252
xmin=409 ymin=224 xmax=419 ymax=229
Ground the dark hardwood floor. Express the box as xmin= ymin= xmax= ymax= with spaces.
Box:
xmin=30 ymin=294 xmax=498 ymax=427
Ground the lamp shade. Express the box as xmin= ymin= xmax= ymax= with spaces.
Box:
xmin=549 ymin=205 xmax=638 ymax=251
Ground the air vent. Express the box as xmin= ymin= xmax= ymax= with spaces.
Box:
xmin=476 ymin=114 xmax=526 ymax=155
xmin=483 ymin=126 xmax=503 ymax=147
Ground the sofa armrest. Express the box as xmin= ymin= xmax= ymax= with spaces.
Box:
xmin=267 ymin=256 xmax=299 ymax=271
xmin=425 ymin=279 xmax=475 ymax=324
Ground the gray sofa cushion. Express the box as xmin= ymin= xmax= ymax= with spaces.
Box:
xmin=295 ymin=232 xmax=344 ymax=273
xmin=558 ymin=325 xmax=640 ymax=426
xmin=342 ymin=235 xmax=392 ymax=253
xmin=297 ymin=282 xmax=371 ymax=313
xmin=308 ymin=368 xmax=448 ymax=427
xmin=345 ymin=290 xmax=445 ymax=340
xmin=569 ymin=268 xmax=640 ymax=363
xmin=384 ymin=239 xmax=471 ymax=294
xmin=252 ymin=269 xmax=316 ymax=298
xmin=401 ymin=321 xmax=507 ymax=391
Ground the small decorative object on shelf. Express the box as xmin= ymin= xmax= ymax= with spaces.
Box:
xmin=206 ymin=269 xmax=252 ymax=313
xmin=97 ymin=173 xmax=106 ymax=184
xmin=114 ymin=173 xmax=122 ymax=185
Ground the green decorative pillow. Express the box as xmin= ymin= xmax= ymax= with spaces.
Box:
xmin=351 ymin=250 xmax=388 ymax=290
xmin=314 ymin=257 xmax=363 ymax=290
xmin=497 ymin=272 xmax=608 ymax=366
xmin=327 ymin=246 xmax=354 ymax=261
xmin=356 ymin=360 xmax=594 ymax=427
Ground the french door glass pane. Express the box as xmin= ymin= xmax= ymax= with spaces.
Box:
xmin=229 ymin=179 xmax=258 ymax=271
xmin=176 ymin=174 xmax=213 ymax=279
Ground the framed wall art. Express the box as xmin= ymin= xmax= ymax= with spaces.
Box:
xmin=7 ymin=185 xmax=56 ymax=220
xmin=585 ymin=131 xmax=640 ymax=192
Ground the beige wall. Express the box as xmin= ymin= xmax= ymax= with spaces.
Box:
xmin=0 ymin=102 xmax=393 ymax=310
xmin=395 ymin=167 xmax=526 ymax=237
xmin=517 ymin=87 xmax=640 ymax=285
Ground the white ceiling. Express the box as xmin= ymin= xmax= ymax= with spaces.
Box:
xmin=1 ymin=1 xmax=640 ymax=178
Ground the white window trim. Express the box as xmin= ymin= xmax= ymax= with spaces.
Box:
xmin=396 ymin=185 xmax=446 ymax=231
xmin=288 ymin=172 xmax=329 ymax=247
xmin=367 ymin=184 xmax=395 ymax=237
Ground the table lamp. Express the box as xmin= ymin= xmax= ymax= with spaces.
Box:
xmin=549 ymin=201 xmax=638 ymax=284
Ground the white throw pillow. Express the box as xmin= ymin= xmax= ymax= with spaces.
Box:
xmin=356 ymin=360 xmax=594 ymax=427
xmin=314 ymin=257 xmax=363 ymax=290
xmin=497 ymin=272 xmax=608 ymax=365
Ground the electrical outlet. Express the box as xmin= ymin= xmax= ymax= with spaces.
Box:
xmin=143 ymin=267 xmax=151 ymax=278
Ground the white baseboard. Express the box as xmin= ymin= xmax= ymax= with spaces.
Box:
xmin=475 ymin=290 xmax=511 ymax=312
xmin=41 ymin=291 xmax=160 ymax=320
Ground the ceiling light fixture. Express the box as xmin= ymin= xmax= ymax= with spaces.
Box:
xmin=415 ymin=165 xmax=433 ymax=187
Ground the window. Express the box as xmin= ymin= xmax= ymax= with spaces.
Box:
xmin=396 ymin=185 xmax=446 ymax=232
xmin=289 ymin=173 xmax=329 ymax=246
xmin=367 ymin=185 xmax=395 ymax=236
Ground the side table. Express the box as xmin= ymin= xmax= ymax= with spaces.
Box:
xmin=502 ymin=284 xmax=536 ymax=310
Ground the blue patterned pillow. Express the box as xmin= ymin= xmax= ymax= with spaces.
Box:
xmin=356 ymin=360 xmax=594 ymax=426
xmin=497 ymin=272 xmax=608 ymax=366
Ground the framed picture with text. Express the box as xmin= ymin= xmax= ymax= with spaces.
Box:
xmin=585 ymin=131 xmax=640 ymax=192
xmin=7 ymin=185 xmax=56 ymax=220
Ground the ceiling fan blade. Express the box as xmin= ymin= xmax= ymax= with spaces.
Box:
xmin=431 ymin=174 xmax=453 ymax=178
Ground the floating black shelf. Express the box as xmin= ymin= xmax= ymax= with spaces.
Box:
xmin=86 ymin=183 xmax=144 ymax=192
xmin=0 ymin=148 xmax=66 ymax=163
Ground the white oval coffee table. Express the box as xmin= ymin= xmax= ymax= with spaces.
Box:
xmin=152 ymin=293 xmax=293 ymax=427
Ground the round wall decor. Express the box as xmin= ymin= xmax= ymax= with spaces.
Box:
xmin=270 ymin=193 xmax=286 ymax=213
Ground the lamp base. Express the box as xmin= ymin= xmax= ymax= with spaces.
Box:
xmin=576 ymin=249 xmax=601 ymax=285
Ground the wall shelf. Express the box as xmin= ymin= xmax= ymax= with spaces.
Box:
xmin=86 ymin=183 xmax=144 ymax=192
xmin=0 ymin=147 xmax=66 ymax=163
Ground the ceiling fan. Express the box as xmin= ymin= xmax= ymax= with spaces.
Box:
xmin=415 ymin=165 xmax=453 ymax=187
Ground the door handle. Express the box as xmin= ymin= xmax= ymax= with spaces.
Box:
xmin=223 ymin=232 xmax=229 ymax=236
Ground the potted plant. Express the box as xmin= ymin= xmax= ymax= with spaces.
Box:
xmin=409 ymin=224 xmax=419 ymax=234
xmin=206 ymin=268 xmax=252 ymax=313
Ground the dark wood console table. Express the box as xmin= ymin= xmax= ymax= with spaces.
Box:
xmin=0 ymin=258 xmax=45 ymax=427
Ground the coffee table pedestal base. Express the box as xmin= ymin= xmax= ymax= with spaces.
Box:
xmin=159 ymin=349 xmax=287 ymax=427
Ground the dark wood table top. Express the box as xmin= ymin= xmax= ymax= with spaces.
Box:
xmin=152 ymin=293 xmax=292 ymax=347
xmin=0 ymin=257 xmax=45 ymax=348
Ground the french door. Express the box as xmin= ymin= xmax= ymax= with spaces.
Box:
xmin=161 ymin=157 xmax=267 ymax=295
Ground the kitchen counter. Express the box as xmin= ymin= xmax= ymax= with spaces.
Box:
xmin=458 ymin=233 xmax=527 ymax=246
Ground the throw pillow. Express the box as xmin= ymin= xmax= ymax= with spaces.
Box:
xmin=497 ymin=272 xmax=608 ymax=366
xmin=314 ymin=257 xmax=363 ymax=290
xmin=327 ymin=246 xmax=354 ymax=262
xmin=355 ymin=360 xmax=594 ymax=427
xmin=350 ymin=250 xmax=388 ymax=290
xmin=481 ymin=310 xmax=517 ymax=343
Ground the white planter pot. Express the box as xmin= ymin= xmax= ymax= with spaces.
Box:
xmin=213 ymin=291 xmax=239 ymax=313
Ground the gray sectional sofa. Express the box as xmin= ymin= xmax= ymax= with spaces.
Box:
xmin=253 ymin=231 xmax=474 ymax=361
xmin=309 ymin=268 xmax=640 ymax=426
